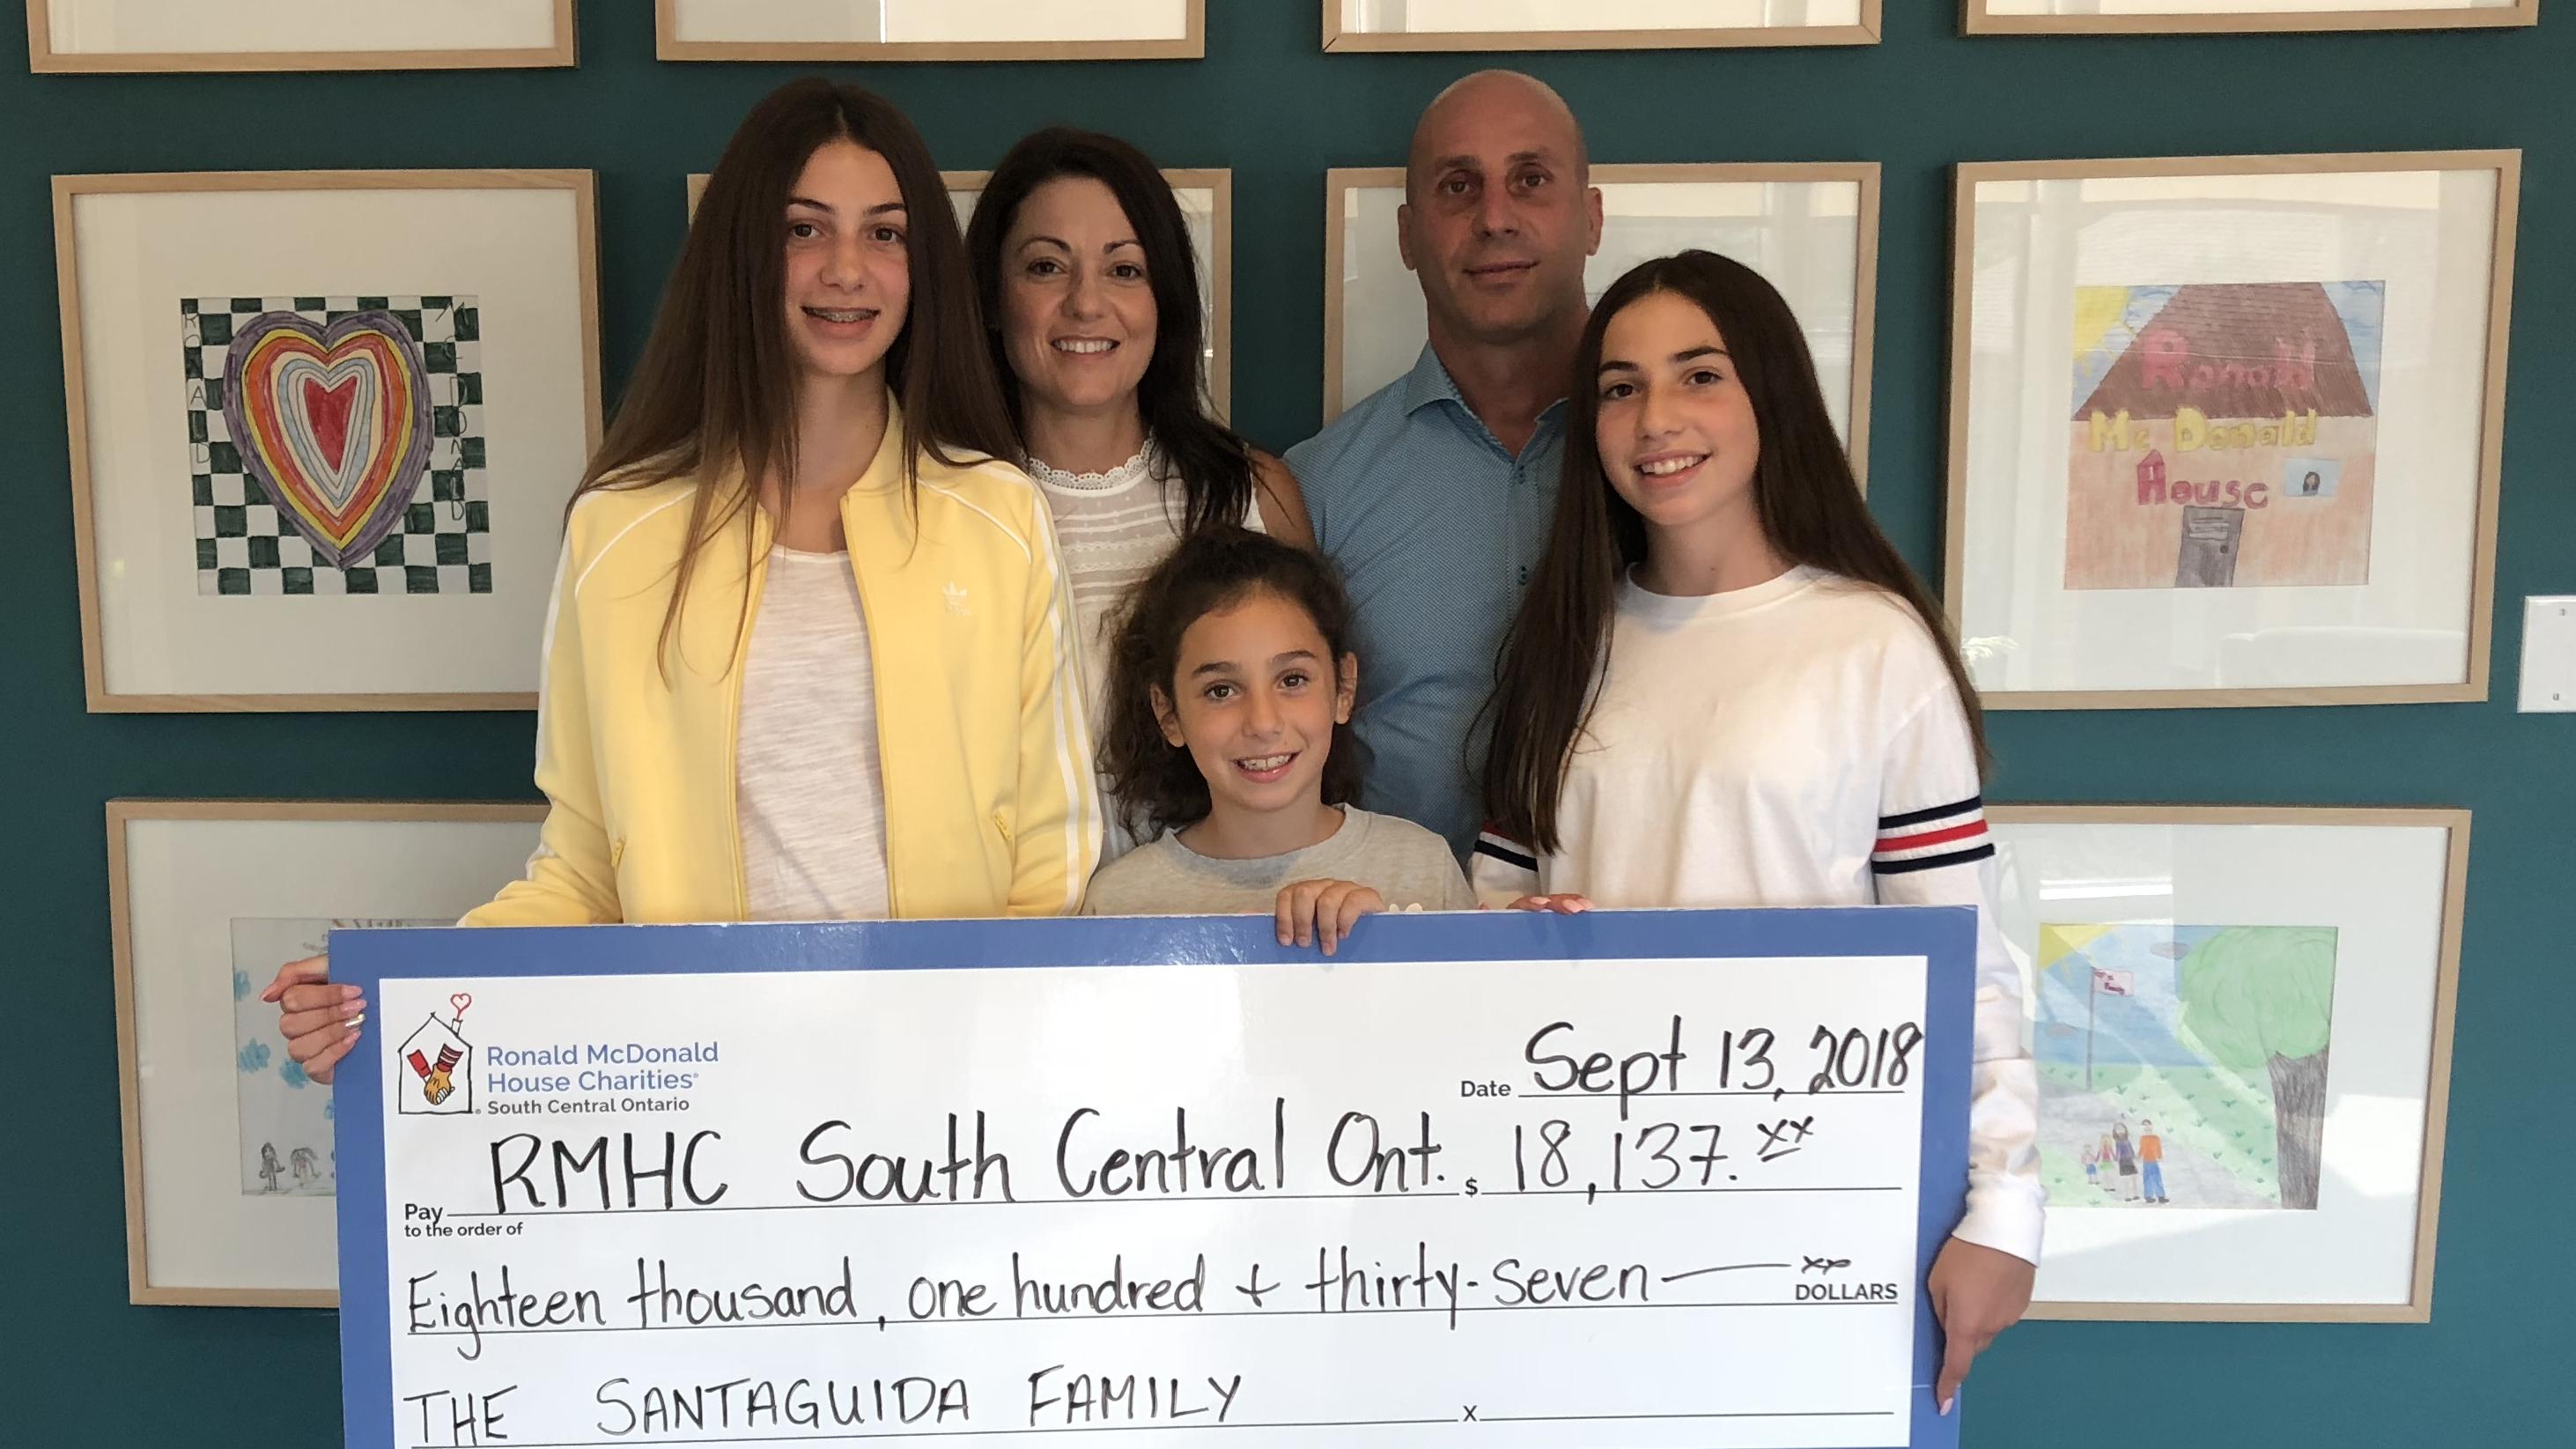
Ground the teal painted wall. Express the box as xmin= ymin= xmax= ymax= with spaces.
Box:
xmin=5 ymin=4 xmax=2563 ymax=1442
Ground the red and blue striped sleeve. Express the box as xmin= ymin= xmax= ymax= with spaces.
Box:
xmin=1872 ymin=688 xmax=2043 ymax=1264
xmin=1871 ymin=794 xmax=1996 ymax=877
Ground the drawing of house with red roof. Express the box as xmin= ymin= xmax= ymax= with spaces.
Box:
xmin=2066 ymin=280 xmax=2382 ymax=590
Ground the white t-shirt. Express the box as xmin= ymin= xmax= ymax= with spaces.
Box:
xmin=1471 ymin=566 xmax=2044 ymax=1262
xmin=734 ymin=546 xmax=891 ymax=921
xmin=1083 ymin=806 xmax=1475 ymax=918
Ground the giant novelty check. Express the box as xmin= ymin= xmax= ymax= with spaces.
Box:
xmin=332 ymin=908 xmax=1973 ymax=1449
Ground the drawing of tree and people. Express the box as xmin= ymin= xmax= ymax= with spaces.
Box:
xmin=2034 ymin=924 xmax=2336 ymax=1210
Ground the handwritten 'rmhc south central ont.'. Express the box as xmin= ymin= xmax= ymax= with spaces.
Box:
xmin=441 ymin=1014 xmax=1920 ymax=1216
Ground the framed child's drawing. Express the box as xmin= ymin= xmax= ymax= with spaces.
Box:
xmin=657 ymin=0 xmax=1203 ymax=61
xmin=1989 ymin=806 xmax=2466 ymax=1321
xmin=55 ymin=170 xmax=602 ymax=712
xmin=1946 ymin=152 xmax=2517 ymax=707
xmin=107 ymin=799 xmax=544 ymax=1305
xmin=1325 ymin=163 xmax=1879 ymax=485
xmin=1325 ymin=0 xmax=1881 ymax=49
xmin=688 ymin=168 xmax=1234 ymax=417
xmin=27 ymin=0 xmax=576 ymax=73
xmin=1964 ymin=1 xmax=2535 ymax=35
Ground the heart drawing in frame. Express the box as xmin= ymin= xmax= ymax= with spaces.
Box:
xmin=222 ymin=310 xmax=434 ymax=571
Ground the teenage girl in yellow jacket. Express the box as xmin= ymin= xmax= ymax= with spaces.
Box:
xmin=264 ymin=79 xmax=1102 ymax=1081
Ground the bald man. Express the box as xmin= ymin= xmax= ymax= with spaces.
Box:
xmin=1288 ymin=70 xmax=1604 ymax=860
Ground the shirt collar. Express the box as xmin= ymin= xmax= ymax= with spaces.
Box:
xmin=1399 ymin=343 xmax=1571 ymax=433
xmin=1399 ymin=344 xmax=1465 ymax=416
xmin=845 ymin=392 xmax=910 ymax=494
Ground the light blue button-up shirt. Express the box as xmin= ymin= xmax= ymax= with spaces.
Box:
xmin=1288 ymin=345 xmax=1568 ymax=861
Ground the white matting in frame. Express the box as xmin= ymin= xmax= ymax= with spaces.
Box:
xmin=108 ymin=800 xmax=546 ymax=1305
xmin=1325 ymin=0 xmax=1880 ymax=49
xmin=1325 ymin=163 xmax=1878 ymax=484
xmin=686 ymin=168 xmax=1233 ymax=417
xmin=1945 ymin=152 xmax=2516 ymax=708
xmin=1965 ymin=0 xmax=2535 ymax=35
xmin=658 ymin=0 xmax=1202 ymax=60
xmin=1989 ymin=806 xmax=2465 ymax=1321
xmin=57 ymin=170 xmax=602 ymax=713
xmin=28 ymin=0 xmax=575 ymax=72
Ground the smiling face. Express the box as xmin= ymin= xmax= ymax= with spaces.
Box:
xmin=1594 ymin=289 xmax=1764 ymax=549
xmin=1152 ymin=588 xmax=1357 ymax=831
xmin=1399 ymin=73 xmax=1601 ymax=349
xmin=781 ymin=138 xmax=913 ymax=383
xmin=998 ymin=175 xmax=1157 ymax=423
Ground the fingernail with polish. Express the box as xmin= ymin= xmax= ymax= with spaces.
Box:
xmin=346 ymin=1013 xmax=366 ymax=1029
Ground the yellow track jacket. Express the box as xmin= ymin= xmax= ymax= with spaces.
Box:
xmin=463 ymin=411 xmax=1102 ymax=926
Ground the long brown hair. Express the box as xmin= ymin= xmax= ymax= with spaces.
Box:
xmin=1480 ymin=249 xmax=1988 ymax=853
xmin=1101 ymin=527 xmax=1367 ymax=842
xmin=570 ymin=78 xmax=1016 ymax=670
xmin=964 ymin=127 xmax=1254 ymax=536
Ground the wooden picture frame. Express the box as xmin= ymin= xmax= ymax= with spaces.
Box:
xmin=56 ymin=169 xmax=604 ymax=713
xmin=1324 ymin=0 xmax=1881 ymax=49
xmin=1988 ymin=805 xmax=2466 ymax=1322
xmin=689 ymin=166 xmax=1235 ymax=417
xmin=656 ymin=0 xmax=1204 ymax=61
xmin=1963 ymin=0 xmax=2535 ymax=36
xmin=27 ymin=0 xmax=576 ymax=73
xmin=1324 ymin=162 xmax=1880 ymax=487
xmin=108 ymin=798 xmax=547 ymax=1306
xmin=1945 ymin=151 xmax=2518 ymax=708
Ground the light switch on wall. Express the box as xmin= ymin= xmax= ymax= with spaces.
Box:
xmin=2520 ymin=596 xmax=2576 ymax=713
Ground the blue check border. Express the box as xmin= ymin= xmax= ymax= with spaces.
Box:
xmin=332 ymin=906 xmax=1973 ymax=1449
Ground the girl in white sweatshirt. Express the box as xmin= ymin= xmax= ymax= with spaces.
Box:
xmin=1474 ymin=250 xmax=2037 ymax=1416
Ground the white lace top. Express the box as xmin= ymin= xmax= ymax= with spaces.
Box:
xmin=1029 ymin=443 xmax=1266 ymax=859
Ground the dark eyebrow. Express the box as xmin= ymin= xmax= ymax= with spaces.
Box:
xmin=1597 ymin=344 xmax=1730 ymax=379
xmin=1430 ymin=149 xmax=1560 ymax=175
xmin=1189 ymin=648 xmax=1317 ymax=679
xmin=786 ymin=196 xmax=908 ymax=218
xmin=1013 ymin=234 xmax=1139 ymax=255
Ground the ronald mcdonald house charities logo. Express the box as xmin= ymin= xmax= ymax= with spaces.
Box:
xmin=395 ymin=993 xmax=476 ymax=1116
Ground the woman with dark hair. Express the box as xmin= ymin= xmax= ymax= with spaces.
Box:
xmin=965 ymin=128 xmax=1310 ymax=849
xmin=1472 ymin=250 xmax=2036 ymax=1413
xmin=266 ymin=80 xmax=1100 ymax=1077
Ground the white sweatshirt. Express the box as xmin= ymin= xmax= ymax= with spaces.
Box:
xmin=1472 ymin=566 xmax=2043 ymax=1263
